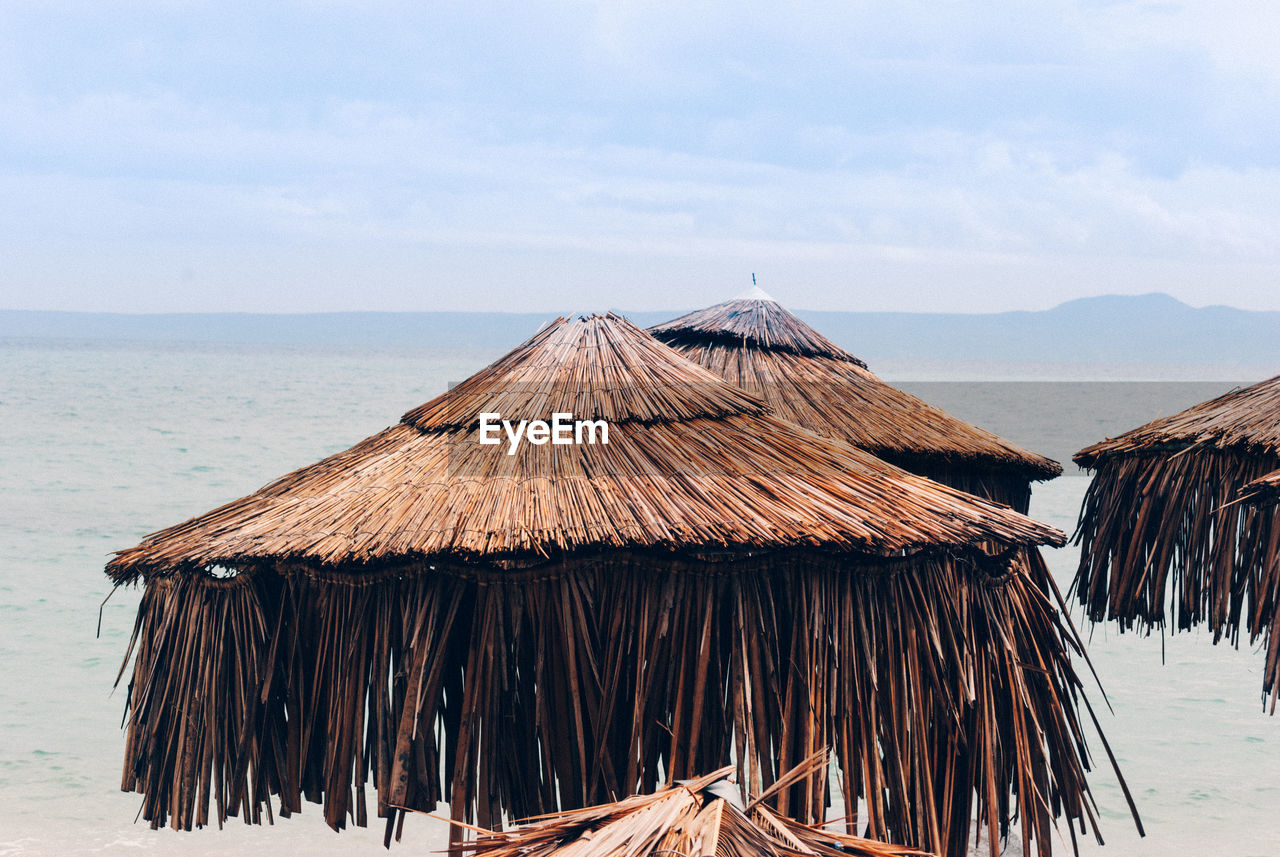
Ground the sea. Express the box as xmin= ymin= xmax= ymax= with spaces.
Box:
xmin=1 ymin=338 xmax=1277 ymax=857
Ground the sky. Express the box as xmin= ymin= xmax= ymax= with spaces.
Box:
xmin=2 ymin=0 xmax=1279 ymax=313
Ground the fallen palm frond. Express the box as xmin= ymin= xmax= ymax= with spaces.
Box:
xmin=650 ymin=297 xmax=1061 ymax=509
xmin=451 ymin=760 xmax=930 ymax=857
xmin=1073 ymin=375 xmax=1280 ymax=703
xmin=107 ymin=314 xmax=1105 ymax=857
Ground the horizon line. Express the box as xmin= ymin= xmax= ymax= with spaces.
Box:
xmin=1 ymin=292 xmax=1269 ymax=317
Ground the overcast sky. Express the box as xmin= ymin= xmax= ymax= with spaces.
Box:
xmin=3 ymin=1 xmax=1279 ymax=313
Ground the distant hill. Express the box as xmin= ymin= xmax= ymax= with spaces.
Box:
xmin=794 ymin=293 xmax=1280 ymax=366
xmin=3 ymin=294 xmax=1278 ymax=371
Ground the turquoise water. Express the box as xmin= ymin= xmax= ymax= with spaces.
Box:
xmin=0 ymin=340 xmax=1275 ymax=856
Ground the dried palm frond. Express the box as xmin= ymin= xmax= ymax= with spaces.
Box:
xmin=452 ymin=759 xmax=931 ymax=857
xmin=1240 ymin=468 xmax=1280 ymax=506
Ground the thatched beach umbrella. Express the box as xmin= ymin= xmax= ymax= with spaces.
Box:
xmin=1073 ymin=374 xmax=1280 ymax=704
xmin=453 ymin=758 xmax=928 ymax=857
xmin=108 ymin=314 xmax=1101 ymax=857
xmin=648 ymin=290 xmax=1062 ymax=513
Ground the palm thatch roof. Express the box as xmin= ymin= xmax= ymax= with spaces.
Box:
xmin=454 ymin=760 xmax=929 ymax=857
xmin=108 ymin=313 xmax=1061 ymax=583
xmin=1072 ymin=374 xmax=1280 ymax=705
xmin=1075 ymin=374 xmax=1280 ymax=466
xmin=649 ymin=296 xmax=1061 ymax=512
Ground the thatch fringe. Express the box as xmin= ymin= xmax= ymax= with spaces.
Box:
xmin=1073 ymin=450 xmax=1280 ymax=634
xmin=821 ymin=551 xmax=1127 ymax=857
xmin=115 ymin=548 xmax=1128 ymax=856
xmin=116 ymin=573 xmax=277 ymax=830
xmin=268 ymin=569 xmax=407 ymax=829
xmin=1072 ymin=449 xmax=1280 ymax=703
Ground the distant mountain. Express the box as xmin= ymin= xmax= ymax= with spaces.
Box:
xmin=3 ymin=293 xmax=1278 ymax=369
xmin=792 ymin=293 xmax=1280 ymax=367
xmin=629 ymin=294 xmax=1280 ymax=368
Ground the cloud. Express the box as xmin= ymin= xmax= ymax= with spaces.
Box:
xmin=1 ymin=1 xmax=1278 ymax=311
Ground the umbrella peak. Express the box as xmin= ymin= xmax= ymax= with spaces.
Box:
xmin=734 ymin=284 xmax=776 ymax=301
xmin=650 ymin=296 xmax=866 ymax=364
xmin=402 ymin=313 xmax=769 ymax=431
